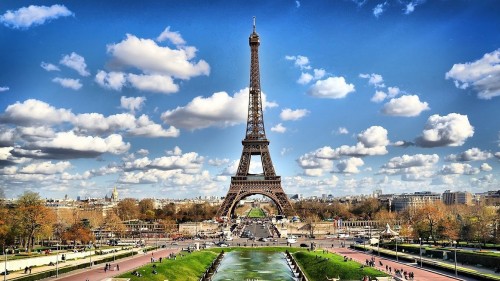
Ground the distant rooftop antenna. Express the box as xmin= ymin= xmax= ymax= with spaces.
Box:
xmin=253 ymin=16 xmax=256 ymax=33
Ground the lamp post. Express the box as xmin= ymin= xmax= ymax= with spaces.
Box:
xmin=419 ymin=238 xmax=422 ymax=268
xmin=377 ymin=238 xmax=380 ymax=257
xmin=55 ymin=207 xmax=59 ymax=277
xmin=453 ymin=240 xmax=457 ymax=276
xmin=395 ymin=237 xmax=398 ymax=261
xmin=3 ymin=244 xmax=6 ymax=281
xmin=88 ymin=243 xmax=92 ymax=268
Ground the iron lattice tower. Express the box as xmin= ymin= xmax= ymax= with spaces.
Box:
xmin=217 ymin=18 xmax=294 ymax=218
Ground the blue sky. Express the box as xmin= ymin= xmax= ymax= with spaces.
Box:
xmin=1 ymin=0 xmax=500 ymax=200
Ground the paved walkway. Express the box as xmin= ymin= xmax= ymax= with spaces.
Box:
xmin=43 ymin=247 xmax=180 ymax=281
xmin=328 ymin=246 xmax=463 ymax=281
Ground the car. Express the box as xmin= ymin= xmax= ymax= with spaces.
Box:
xmin=300 ymin=243 xmax=308 ymax=247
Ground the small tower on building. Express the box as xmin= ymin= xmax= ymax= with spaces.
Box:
xmin=111 ymin=186 xmax=119 ymax=202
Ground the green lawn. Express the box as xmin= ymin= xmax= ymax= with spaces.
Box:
xmin=294 ymin=250 xmax=388 ymax=280
xmin=117 ymin=247 xmax=388 ymax=281
xmin=117 ymin=250 xmax=218 ymax=281
xmin=247 ymin=208 xmax=266 ymax=218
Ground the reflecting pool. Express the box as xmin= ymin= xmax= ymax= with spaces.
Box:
xmin=212 ymin=251 xmax=296 ymax=281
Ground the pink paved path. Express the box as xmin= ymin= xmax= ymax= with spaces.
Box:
xmin=49 ymin=248 xmax=180 ymax=281
xmin=329 ymin=247 xmax=462 ymax=281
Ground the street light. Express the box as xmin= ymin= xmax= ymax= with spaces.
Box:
xmin=88 ymin=243 xmax=92 ymax=268
xmin=419 ymin=238 xmax=422 ymax=268
xmin=453 ymin=240 xmax=457 ymax=276
xmin=395 ymin=237 xmax=398 ymax=261
xmin=3 ymin=244 xmax=6 ymax=281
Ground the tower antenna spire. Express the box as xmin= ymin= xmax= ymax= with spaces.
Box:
xmin=253 ymin=16 xmax=256 ymax=33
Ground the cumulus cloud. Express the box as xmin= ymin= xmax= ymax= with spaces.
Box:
xmin=415 ymin=113 xmax=474 ymax=147
xmin=127 ymin=73 xmax=179 ymax=94
xmin=336 ymin=127 xmax=349 ymax=135
xmin=271 ymin=123 xmax=286 ymax=133
xmin=107 ymin=33 xmax=210 ymax=79
xmin=280 ymin=108 xmax=309 ymax=121
xmin=371 ymin=86 xmax=401 ymax=103
xmin=40 ymin=62 xmax=60 ymax=72
xmin=359 ymin=73 xmax=385 ymax=88
xmin=161 ymin=88 xmax=275 ymax=130
xmin=296 ymin=152 xmax=334 ymax=177
xmin=285 ymin=55 xmax=311 ymax=70
xmin=120 ymin=96 xmax=146 ymax=113
xmin=19 ymin=161 xmax=71 ymax=174
xmin=52 ymin=77 xmax=82 ymax=90
xmin=127 ymin=115 xmax=180 ymax=138
xmin=381 ymin=95 xmax=430 ymax=117
xmin=1 ymin=99 xmax=74 ymax=125
xmin=156 ymin=26 xmax=186 ymax=45
xmin=95 ymin=70 xmax=126 ymax=91
xmin=59 ymin=52 xmax=90 ymax=76
xmin=440 ymin=163 xmax=480 ymax=175
xmin=208 ymin=158 xmax=229 ymax=167
xmin=33 ymin=131 xmax=130 ymax=157
xmin=404 ymin=1 xmax=425 ymax=15
xmin=446 ymin=49 xmax=500 ymax=99
xmin=445 ymin=147 xmax=493 ymax=162
xmin=480 ymin=163 xmax=492 ymax=172
xmin=378 ymin=154 xmax=438 ymax=182
xmin=0 ymin=4 xmax=73 ymax=29
xmin=297 ymin=73 xmax=313 ymax=85
xmin=336 ymin=157 xmax=364 ymax=174
xmin=307 ymin=77 xmax=355 ymax=99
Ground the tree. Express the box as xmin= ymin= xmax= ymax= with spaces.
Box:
xmin=61 ymin=222 xmax=93 ymax=248
xmin=413 ymin=201 xmax=446 ymax=244
xmin=101 ymin=211 xmax=126 ymax=239
xmin=139 ymin=198 xmax=155 ymax=220
xmin=15 ymin=191 xmax=55 ymax=253
xmin=351 ymin=198 xmax=381 ymax=220
xmin=115 ymin=198 xmax=139 ymax=221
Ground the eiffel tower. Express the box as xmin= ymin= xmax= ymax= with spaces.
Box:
xmin=217 ymin=18 xmax=294 ymax=218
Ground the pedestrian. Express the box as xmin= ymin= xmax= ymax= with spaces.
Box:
xmin=104 ymin=264 xmax=107 ymax=273
xmin=117 ymin=264 xmax=120 ymax=271
xmin=29 ymin=266 xmax=31 ymax=274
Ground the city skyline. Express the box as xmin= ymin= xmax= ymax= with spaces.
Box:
xmin=1 ymin=1 xmax=500 ymax=200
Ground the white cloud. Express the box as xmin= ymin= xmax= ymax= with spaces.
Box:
xmin=280 ymin=108 xmax=309 ymax=121
xmin=445 ymin=147 xmax=493 ymax=162
xmin=415 ymin=113 xmax=474 ymax=147
xmin=440 ymin=163 xmax=479 ymax=175
xmin=157 ymin=26 xmax=186 ymax=45
xmin=59 ymin=52 xmax=90 ymax=76
xmin=40 ymin=62 xmax=60 ymax=72
xmin=52 ymin=77 xmax=82 ymax=90
xmin=313 ymin=69 xmax=326 ymax=80
xmin=20 ymin=161 xmax=71 ymax=174
xmin=381 ymin=154 xmax=439 ymax=170
xmin=373 ymin=2 xmax=387 ymax=18
xmin=34 ymin=131 xmax=130 ymax=155
xmin=445 ymin=49 xmax=500 ymax=99
xmin=120 ymin=96 xmax=146 ymax=113
xmin=336 ymin=157 xmax=364 ymax=174
xmin=297 ymin=73 xmax=313 ymax=85
xmin=107 ymin=34 xmax=210 ymax=79
xmin=371 ymin=91 xmax=387 ymax=103
xmin=296 ymin=152 xmax=333 ymax=177
xmin=336 ymin=127 xmax=349 ymax=135
xmin=307 ymin=77 xmax=355 ymax=99
xmin=359 ymin=73 xmax=385 ymax=88
xmin=2 ymin=99 xmax=74 ymax=125
xmin=208 ymin=158 xmax=229 ymax=166
xmin=271 ymin=123 xmax=287 ymax=133
xmin=285 ymin=55 xmax=311 ymax=70
xmin=128 ymin=114 xmax=180 ymax=138
xmin=381 ymin=95 xmax=430 ymax=117
xmin=496 ymin=152 xmax=500 ymax=159
xmin=161 ymin=88 xmax=275 ymax=130
xmin=0 ymin=4 xmax=73 ymax=29
xmin=95 ymin=70 xmax=126 ymax=91
xmin=296 ymin=1 xmax=301 ymax=8
xmin=127 ymin=73 xmax=179 ymax=94
xmin=481 ymin=163 xmax=492 ymax=172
